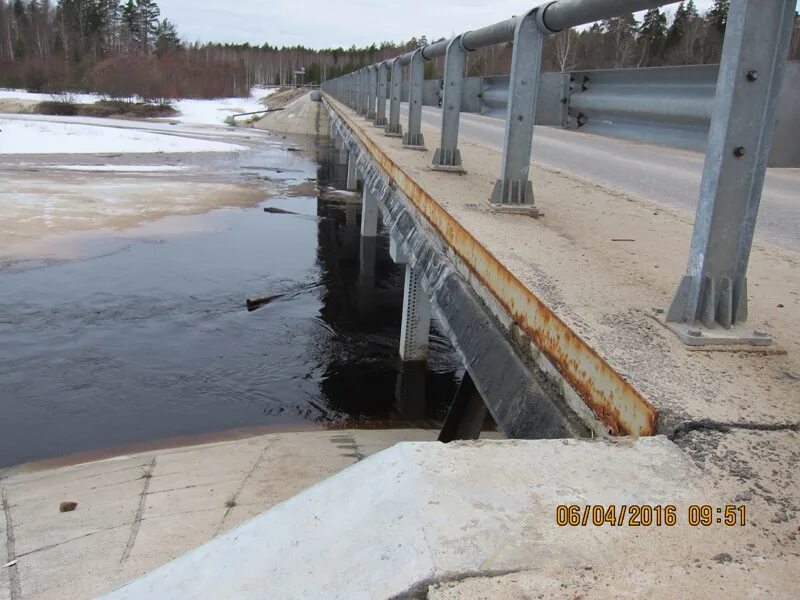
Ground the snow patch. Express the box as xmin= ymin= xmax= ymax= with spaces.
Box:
xmin=48 ymin=165 xmax=187 ymax=173
xmin=168 ymin=86 xmax=277 ymax=125
xmin=0 ymin=118 xmax=246 ymax=155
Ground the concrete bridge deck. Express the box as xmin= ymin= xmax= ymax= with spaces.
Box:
xmin=326 ymin=95 xmax=799 ymax=437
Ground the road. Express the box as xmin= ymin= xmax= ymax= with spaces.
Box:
xmin=400 ymin=104 xmax=799 ymax=252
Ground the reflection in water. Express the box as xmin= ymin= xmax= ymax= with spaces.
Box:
xmin=0 ymin=142 xmax=463 ymax=468
xmin=311 ymin=143 xmax=462 ymax=423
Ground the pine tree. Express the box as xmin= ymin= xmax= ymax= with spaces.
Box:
xmin=154 ymin=17 xmax=180 ymax=56
xmin=666 ymin=2 xmax=687 ymax=47
xmin=708 ymin=0 xmax=729 ymax=33
xmin=120 ymin=0 xmax=138 ymax=51
xmin=640 ymin=8 xmax=667 ymax=44
xmin=135 ymin=0 xmax=159 ymax=53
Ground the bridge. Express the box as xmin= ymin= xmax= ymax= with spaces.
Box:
xmin=317 ymin=0 xmax=799 ymax=441
xmin=100 ymin=0 xmax=800 ymax=597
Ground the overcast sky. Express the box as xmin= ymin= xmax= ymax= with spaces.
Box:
xmin=158 ymin=1 xmax=724 ymax=49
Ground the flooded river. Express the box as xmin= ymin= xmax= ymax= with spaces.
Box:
xmin=0 ymin=142 xmax=463 ymax=468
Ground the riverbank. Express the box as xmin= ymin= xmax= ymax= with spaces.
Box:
xmin=0 ymin=428 xmax=440 ymax=600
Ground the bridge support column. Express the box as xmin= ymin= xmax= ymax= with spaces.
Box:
xmin=402 ymin=49 xmax=426 ymax=149
xmin=346 ymin=152 xmax=359 ymax=191
xmin=432 ymin=35 xmax=467 ymax=172
xmin=374 ymin=62 xmax=388 ymax=128
xmin=399 ymin=265 xmax=431 ymax=362
xmin=385 ymin=59 xmax=403 ymax=137
xmin=490 ymin=8 xmax=543 ymax=206
xmin=361 ymin=182 xmax=379 ymax=237
xmin=664 ymin=0 xmax=794 ymax=346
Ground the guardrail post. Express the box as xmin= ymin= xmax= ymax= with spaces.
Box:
xmin=403 ymin=49 xmax=426 ymax=149
xmin=347 ymin=74 xmax=353 ymax=108
xmin=360 ymin=69 xmax=369 ymax=116
xmin=432 ymin=35 xmax=468 ymax=171
xmin=375 ymin=62 xmax=388 ymax=127
xmin=386 ymin=59 xmax=403 ymax=137
xmin=355 ymin=71 xmax=360 ymax=111
xmin=490 ymin=8 xmax=543 ymax=206
xmin=664 ymin=0 xmax=794 ymax=346
xmin=367 ymin=66 xmax=377 ymax=120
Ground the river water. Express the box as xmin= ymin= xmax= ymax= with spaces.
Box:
xmin=0 ymin=142 xmax=463 ymax=468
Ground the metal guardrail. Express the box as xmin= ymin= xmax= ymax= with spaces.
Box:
xmin=398 ymin=63 xmax=796 ymax=167
xmin=322 ymin=0 xmax=796 ymax=342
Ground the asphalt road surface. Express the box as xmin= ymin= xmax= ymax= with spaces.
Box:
xmin=400 ymin=104 xmax=799 ymax=253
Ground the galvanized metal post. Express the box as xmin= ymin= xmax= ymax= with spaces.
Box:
xmin=403 ymin=49 xmax=426 ymax=149
xmin=367 ymin=66 xmax=377 ymax=120
xmin=375 ymin=62 xmax=388 ymax=127
xmin=664 ymin=0 xmax=795 ymax=346
xmin=432 ymin=35 xmax=468 ymax=171
xmin=361 ymin=181 xmax=379 ymax=237
xmin=360 ymin=69 xmax=369 ymax=116
xmin=386 ymin=59 xmax=403 ymax=137
xmin=490 ymin=8 xmax=544 ymax=206
xmin=347 ymin=74 xmax=354 ymax=108
xmin=399 ymin=265 xmax=431 ymax=361
xmin=355 ymin=70 xmax=363 ymax=114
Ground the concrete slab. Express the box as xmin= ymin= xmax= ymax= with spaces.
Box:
xmin=254 ymin=93 xmax=330 ymax=136
xmin=0 ymin=429 xmax=437 ymax=600
xmin=102 ymin=437 xmax=743 ymax=599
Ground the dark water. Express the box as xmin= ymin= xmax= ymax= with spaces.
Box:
xmin=0 ymin=146 xmax=463 ymax=468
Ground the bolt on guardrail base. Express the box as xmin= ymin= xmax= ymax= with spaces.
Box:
xmin=658 ymin=319 xmax=773 ymax=348
xmin=490 ymin=178 xmax=535 ymax=206
xmin=402 ymin=132 xmax=426 ymax=150
xmin=431 ymin=148 xmax=465 ymax=173
xmin=385 ymin=124 xmax=403 ymax=138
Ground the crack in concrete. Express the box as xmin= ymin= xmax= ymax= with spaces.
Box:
xmin=669 ymin=419 xmax=800 ymax=441
xmin=1 ymin=488 xmax=21 ymax=600
xmin=15 ymin=520 xmax=134 ymax=560
xmin=120 ymin=456 xmax=156 ymax=563
xmin=215 ymin=442 xmax=271 ymax=536
xmin=388 ymin=567 xmax=525 ymax=600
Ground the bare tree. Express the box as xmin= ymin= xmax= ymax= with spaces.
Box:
xmin=553 ymin=28 xmax=577 ymax=72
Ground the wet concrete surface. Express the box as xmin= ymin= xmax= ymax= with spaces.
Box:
xmin=0 ymin=141 xmax=464 ymax=468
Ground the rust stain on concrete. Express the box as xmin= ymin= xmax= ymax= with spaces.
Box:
xmin=327 ymin=97 xmax=657 ymax=436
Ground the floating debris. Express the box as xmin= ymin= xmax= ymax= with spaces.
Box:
xmin=246 ymin=294 xmax=285 ymax=312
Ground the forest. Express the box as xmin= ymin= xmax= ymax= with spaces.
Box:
xmin=1 ymin=1 xmax=799 ymax=99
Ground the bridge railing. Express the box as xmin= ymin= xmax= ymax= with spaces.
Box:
xmin=322 ymin=0 xmax=796 ymax=343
